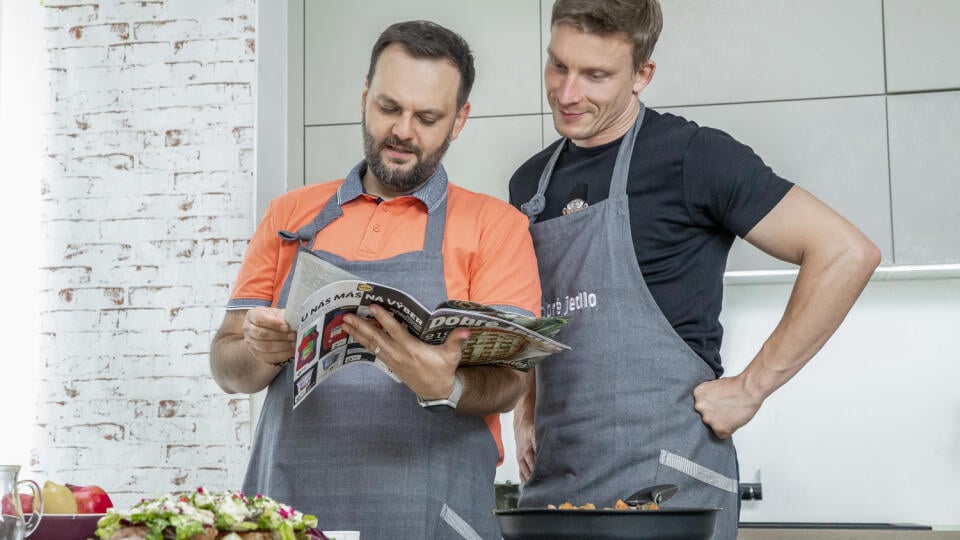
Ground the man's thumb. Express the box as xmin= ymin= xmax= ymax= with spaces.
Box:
xmin=445 ymin=328 xmax=472 ymax=353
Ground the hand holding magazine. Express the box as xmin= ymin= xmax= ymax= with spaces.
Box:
xmin=289 ymin=269 xmax=569 ymax=408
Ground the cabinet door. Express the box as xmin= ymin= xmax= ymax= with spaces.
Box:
xmin=304 ymin=0 xmax=542 ymax=127
xmin=884 ymin=0 xmax=960 ymax=93
xmin=583 ymin=0 xmax=883 ymax=108
xmin=888 ymin=91 xmax=960 ymax=265
xmin=665 ymin=97 xmax=892 ymax=272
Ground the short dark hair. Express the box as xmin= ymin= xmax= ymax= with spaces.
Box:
xmin=552 ymin=0 xmax=662 ymax=70
xmin=367 ymin=20 xmax=476 ymax=110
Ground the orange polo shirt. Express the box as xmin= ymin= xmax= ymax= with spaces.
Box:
xmin=229 ymin=168 xmax=542 ymax=463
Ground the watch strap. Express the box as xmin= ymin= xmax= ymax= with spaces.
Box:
xmin=417 ymin=372 xmax=463 ymax=410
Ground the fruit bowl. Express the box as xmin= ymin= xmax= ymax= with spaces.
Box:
xmin=31 ymin=513 xmax=105 ymax=540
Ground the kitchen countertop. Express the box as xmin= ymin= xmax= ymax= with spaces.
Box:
xmin=738 ymin=528 xmax=960 ymax=539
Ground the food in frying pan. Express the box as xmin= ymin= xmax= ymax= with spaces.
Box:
xmin=546 ymin=499 xmax=660 ymax=511
xmin=548 ymin=502 xmax=595 ymax=510
xmin=94 ymin=488 xmax=325 ymax=540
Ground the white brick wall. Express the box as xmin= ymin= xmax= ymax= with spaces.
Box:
xmin=34 ymin=0 xmax=255 ymax=507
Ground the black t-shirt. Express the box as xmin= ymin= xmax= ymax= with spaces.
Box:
xmin=509 ymin=108 xmax=793 ymax=377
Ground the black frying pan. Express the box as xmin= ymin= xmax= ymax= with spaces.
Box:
xmin=495 ymin=507 xmax=719 ymax=540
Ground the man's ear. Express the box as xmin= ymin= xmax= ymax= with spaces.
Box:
xmin=449 ymin=101 xmax=471 ymax=141
xmin=632 ymin=60 xmax=656 ymax=95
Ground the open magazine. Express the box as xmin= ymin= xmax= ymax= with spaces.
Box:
xmin=285 ymin=254 xmax=569 ymax=408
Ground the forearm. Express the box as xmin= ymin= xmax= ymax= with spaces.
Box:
xmin=456 ymin=365 xmax=528 ymax=415
xmin=743 ymin=234 xmax=880 ymax=398
xmin=209 ymin=310 xmax=285 ymax=394
xmin=513 ymin=367 xmax=537 ymax=481
xmin=513 ymin=367 xmax=536 ymax=425
xmin=210 ymin=334 xmax=282 ymax=394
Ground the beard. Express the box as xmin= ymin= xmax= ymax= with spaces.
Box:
xmin=362 ymin=116 xmax=452 ymax=194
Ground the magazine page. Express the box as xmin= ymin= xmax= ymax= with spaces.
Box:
xmin=420 ymin=307 xmax=570 ymax=371
xmin=352 ymin=281 xmax=433 ymax=334
xmin=283 ymin=249 xmax=360 ymax=328
xmin=291 ymin=280 xmax=572 ymax=407
xmin=293 ymin=281 xmax=366 ymax=408
xmin=433 ymin=299 xmax=568 ymax=339
xmin=292 ymin=280 xmax=431 ymax=408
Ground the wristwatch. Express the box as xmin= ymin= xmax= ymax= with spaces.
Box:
xmin=417 ymin=372 xmax=463 ymax=411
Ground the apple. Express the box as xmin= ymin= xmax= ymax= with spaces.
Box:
xmin=66 ymin=483 xmax=113 ymax=514
xmin=1 ymin=493 xmax=34 ymax=515
xmin=19 ymin=493 xmax=34 ymax=514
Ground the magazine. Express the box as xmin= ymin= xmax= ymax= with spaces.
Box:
xmin=283 ymin=249 xmax=361 ymax=328
xmin=289 ymin=278 xmax=569 ymax=409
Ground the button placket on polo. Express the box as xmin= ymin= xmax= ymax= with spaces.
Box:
xmin=357 ymin=200 xmax=396 ymax=257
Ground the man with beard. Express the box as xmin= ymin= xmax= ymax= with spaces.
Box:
xmin=210 ymin=20 xmax=541 ymax=540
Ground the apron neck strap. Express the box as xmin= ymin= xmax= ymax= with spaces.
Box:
xmin=421 ymin=191 xmax=447 ymax=252
xmin=278 ymin=184 xmax=448 ymax=253
xmin=520 ymin=102 xmax=646 ymax=224
xmin=610 ymin=102 xmax=645 ymax=195
xmin=519 ymin=140 xmax=564 ymax=223
xmin=278 ymin=193 xmax=344 ymax=247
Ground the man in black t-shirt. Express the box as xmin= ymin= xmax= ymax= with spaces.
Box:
xmin=511 ymin=111 xmax=794 ymax=378
xmin=510 ymin=1 xmax=880 ymax=537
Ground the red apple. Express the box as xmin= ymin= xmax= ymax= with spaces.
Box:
xmin=1 ymin=494 xmax=34 ymax=515
xmin=19 ymin=494 xmax=34 ymax=514
xmin=66 ymin=484 xmax=113 ymax=514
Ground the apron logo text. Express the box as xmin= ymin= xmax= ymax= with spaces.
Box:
xmin=543 ymin=291 xmax=598 ymax=317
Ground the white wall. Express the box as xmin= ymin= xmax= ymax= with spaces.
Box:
xmin=723 ymin=276 xmax=960 ymax=527
xmin=289 ymin=0 xmax=960 ymax=527
xmin=0 ymin=0 xmax=44 ymax=468
xmin=11 ymin=0 xmax=258 ymax=508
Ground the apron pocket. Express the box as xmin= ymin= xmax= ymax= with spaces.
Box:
xmin=654 ymin=449 xmax=738 ymax=497
xmin=437 ymin=502 xmax=483 ymax=540
xmin=654 ymin=449 xmax=740 ymax=540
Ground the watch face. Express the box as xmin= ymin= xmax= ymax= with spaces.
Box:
xmin=563 ymin=198 xmax=589 ymax=215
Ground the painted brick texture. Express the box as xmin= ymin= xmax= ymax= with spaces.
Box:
xmin=35 ymin=0 xmax=256 ymax=507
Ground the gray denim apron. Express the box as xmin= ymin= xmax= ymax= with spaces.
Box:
xmin=243 ymin=164 xmax=500 ymax=540
xmin=518 ymin=106 xmax=740 ymax=540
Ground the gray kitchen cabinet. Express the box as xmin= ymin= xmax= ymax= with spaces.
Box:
xmin=664 ymin=97 xmax=893 ymax=272
xmin=884 ymin=0 xmax=960 ymax=93
xmin=303 ymin=0 xmax=542 ymax=126
xmin=538 ymin=0 xmax=885 ymax=112
xmin=887 ymin=91 xmax=960 ymax=265
xmin=438 ymin=115 xmax=543 ymax=202
xmin=637 ymin=0 xmax=885 ymax=108
xmin=300 ymin=0 xmax=545 ymax=203
xmin=304 ymin=124 xmax=362 ymax=186
xmin=285 ymin=0 xmax=959 ymax=275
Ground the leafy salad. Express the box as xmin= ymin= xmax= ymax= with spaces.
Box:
xmin=94 ymin=487 xmax=325 ymax=540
